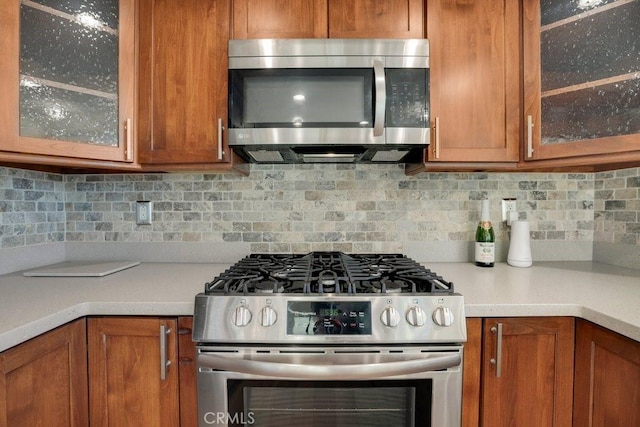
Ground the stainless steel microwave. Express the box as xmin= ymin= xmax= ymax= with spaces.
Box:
xmin=227 ymin=39 xmax=430 ymax=163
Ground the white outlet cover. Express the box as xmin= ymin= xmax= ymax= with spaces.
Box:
xmin=136 ymin=201 xmax=152 ymax=225
xmin=501 ymin=199 xmax=517 ymax=221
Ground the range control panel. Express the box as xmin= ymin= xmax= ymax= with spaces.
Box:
xmin=193 ymin=294 xmax=467 ymax=344
xmin=287 ymin=301 xmax=372 ymax=335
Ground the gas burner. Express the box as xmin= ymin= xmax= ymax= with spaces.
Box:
xmin=253 ymin=282 xmax=285 ymax=294
xmin=373 ymin=280 xmax=405 ymax=294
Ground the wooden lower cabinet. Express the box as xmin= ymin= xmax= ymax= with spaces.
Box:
xmin=88 ymin=317 xmax=180 ymax=426
xmin=480 ymin=317 xmax=574 ymax=427
xmin=178 ymin=316 xmax=198 ymax=427
xmin=463 ymin=318 xmax=482 ymax=427
xmin=0 ymin=319 xmax=88 ymax=426
xmin=19 ymin=314 xmax=640 ymax=427
xmin=574 ymin=319 xmax=640 ymax=427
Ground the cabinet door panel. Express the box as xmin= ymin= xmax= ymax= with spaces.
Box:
xmin=462 ymin=318 xmax=481 ymax=427
xmin=138 ymin=0 xmax=229 ymax=164
xmin=0 ymin=0 xmax=134 ymax=162
xmin=574 ymin=319 xmax=640 ymax=427
xmin=328 ymin=0 xmax=423 ymax=38
xmin=481 ymin=317 xmax=574 ymax=427
xmin=232 ymin=0 xmax=328 ymax=38
xmin=88 ymin=317 xmax=179 ymax=427
xmin=0 ymin=319 xmax=88 ymax=427
xmin=425 ymin=0 xmax=520 ymax=164
xmin=523 ymin=0 xmax=640 ymax=163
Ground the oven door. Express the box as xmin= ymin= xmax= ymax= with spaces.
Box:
xmin=196 ymin=345 xmax=463 ymax=427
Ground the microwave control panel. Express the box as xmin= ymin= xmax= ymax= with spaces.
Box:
xmin=386 ymin=69 xmax=429 ymax=128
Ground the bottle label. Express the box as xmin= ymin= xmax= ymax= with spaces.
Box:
xmin=480 ymin=221 xmax=492 ymax=230
xmin=475 ymin=242 xmax=495 ymax=263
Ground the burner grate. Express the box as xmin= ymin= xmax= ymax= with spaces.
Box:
xmin=204 ymin=252 xmax=454 ymax=295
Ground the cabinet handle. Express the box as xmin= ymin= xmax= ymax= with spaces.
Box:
xmin=160 ymin=324 xmax=172 ymax=380
xmin=490 ymin=323 xmax=503 ymax=378
xmin=432 ymin=116 xmax=440 ymax=159
xmin=124 ymin=118 xmax=133 ymax=161
xmin=526 ymin=115 xmax=534 ymax=158
xmin=217 ymin=118 xmax=225 ymax=161
xmin=372 ymin=59 xmax=386 ymax=137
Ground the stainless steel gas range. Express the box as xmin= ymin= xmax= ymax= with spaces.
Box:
xmin=193 ymin=252 xmax=467 ymax=427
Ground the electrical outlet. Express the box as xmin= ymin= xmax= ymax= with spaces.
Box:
xmin=501 ymin=198 xmax=517 ymax=222
xmin=136 ymin=201 xmax=152 ymax=225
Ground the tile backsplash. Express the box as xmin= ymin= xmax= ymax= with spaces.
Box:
xmin=0 ymin=167 xmax=65 ymax=247
xmin=1 ymin=164 xmax=638 ymax=266
xmin=594 ymin=167 xmax=640 ymax=246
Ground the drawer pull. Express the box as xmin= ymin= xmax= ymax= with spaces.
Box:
xmin=490 ymin=323 xmax=503 ymax=377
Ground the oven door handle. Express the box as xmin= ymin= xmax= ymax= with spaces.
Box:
xmin=198 ymin=352 xmax=461 ymax=380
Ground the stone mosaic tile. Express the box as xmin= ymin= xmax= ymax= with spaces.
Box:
xmin=2 ymin=165 xmax=638 ymax=253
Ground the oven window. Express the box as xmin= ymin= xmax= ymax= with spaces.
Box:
xmin=227 ymin=380 xmax=431 ymax=427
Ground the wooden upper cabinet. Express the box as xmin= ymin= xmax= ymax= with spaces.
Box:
xmin=328 ymin=0 xmax=423 ymax=38
xmin=574 ymin=319 xmax=640 ymax=426
xmin=0 ymin=0 xmax=135 ymax=163
xmin=232 ymin=0 xmax=328 ymax=39
xmin=481 ymin=317 xmax=574 ymax=427
xmin=137 ymin=0 xmax=231 ymax=165
xmin=523 ymin=0 xmax=640 ymax=164
xmin=0 ymin=319 xmax=88 ymax=427
xmin=423 ymin=0 xmax=520 ymax=165
xmin=232 ymin=0 xmax=422 ymax=39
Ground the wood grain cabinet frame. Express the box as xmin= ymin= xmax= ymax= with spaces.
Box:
xmin=480 ymin=317 xmax=574 ymax=427
xmin=88 ymin=317 xmax=180 ymax=426
xmin=0 ymin=0 xmax=135 ymax=164
xmin=0 ymin=319 xmax=88 ymax=427
xmin=232 ymin=0 xmax=423 ymax=39
xmin=574 ymin=319 xmax=640 ymax=426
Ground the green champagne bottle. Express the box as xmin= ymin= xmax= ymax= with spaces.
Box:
xmin=475 ymin=199 xmax=495 ymax=267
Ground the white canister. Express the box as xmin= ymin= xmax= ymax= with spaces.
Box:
xmin=508 ymin=220 xmax=532 ymax=267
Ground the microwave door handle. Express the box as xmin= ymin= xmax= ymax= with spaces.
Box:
xmin=198 ymin=352 xmax=461 ymax=380
xmin=373 ymin=59 xmax=386 ymax=137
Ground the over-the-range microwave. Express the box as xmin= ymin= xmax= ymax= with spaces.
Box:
xmin=227 ymin=38 xmax=430 ymax=163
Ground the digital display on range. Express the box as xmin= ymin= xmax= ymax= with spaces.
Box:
xmin=287 ymin=301 xmax=372 ymax=335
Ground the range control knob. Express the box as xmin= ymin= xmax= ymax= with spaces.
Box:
xmin=233 ymin=306 xmax=252 ymax=327
xmin=406 ymin=306 xmax=427 ymax=327
xmin=432 ymin=306 xmax=455 ymax=327
xmin=259 ymin=306 xmax=277 ymax=327
xmin=381 ymin=306 xmax=400 ymax=327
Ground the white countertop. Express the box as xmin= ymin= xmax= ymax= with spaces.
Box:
xmin=1 ymin=261 xmax=639 ymax=352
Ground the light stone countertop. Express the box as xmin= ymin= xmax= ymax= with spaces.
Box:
xmin=1 ymin=261 xmax=639 ymax=352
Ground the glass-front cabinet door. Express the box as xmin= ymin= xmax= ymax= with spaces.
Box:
xmin=523 ymin=0 xmax=640 ymax=161
xmin=0 ymin=0 xmax=135 ymax=163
